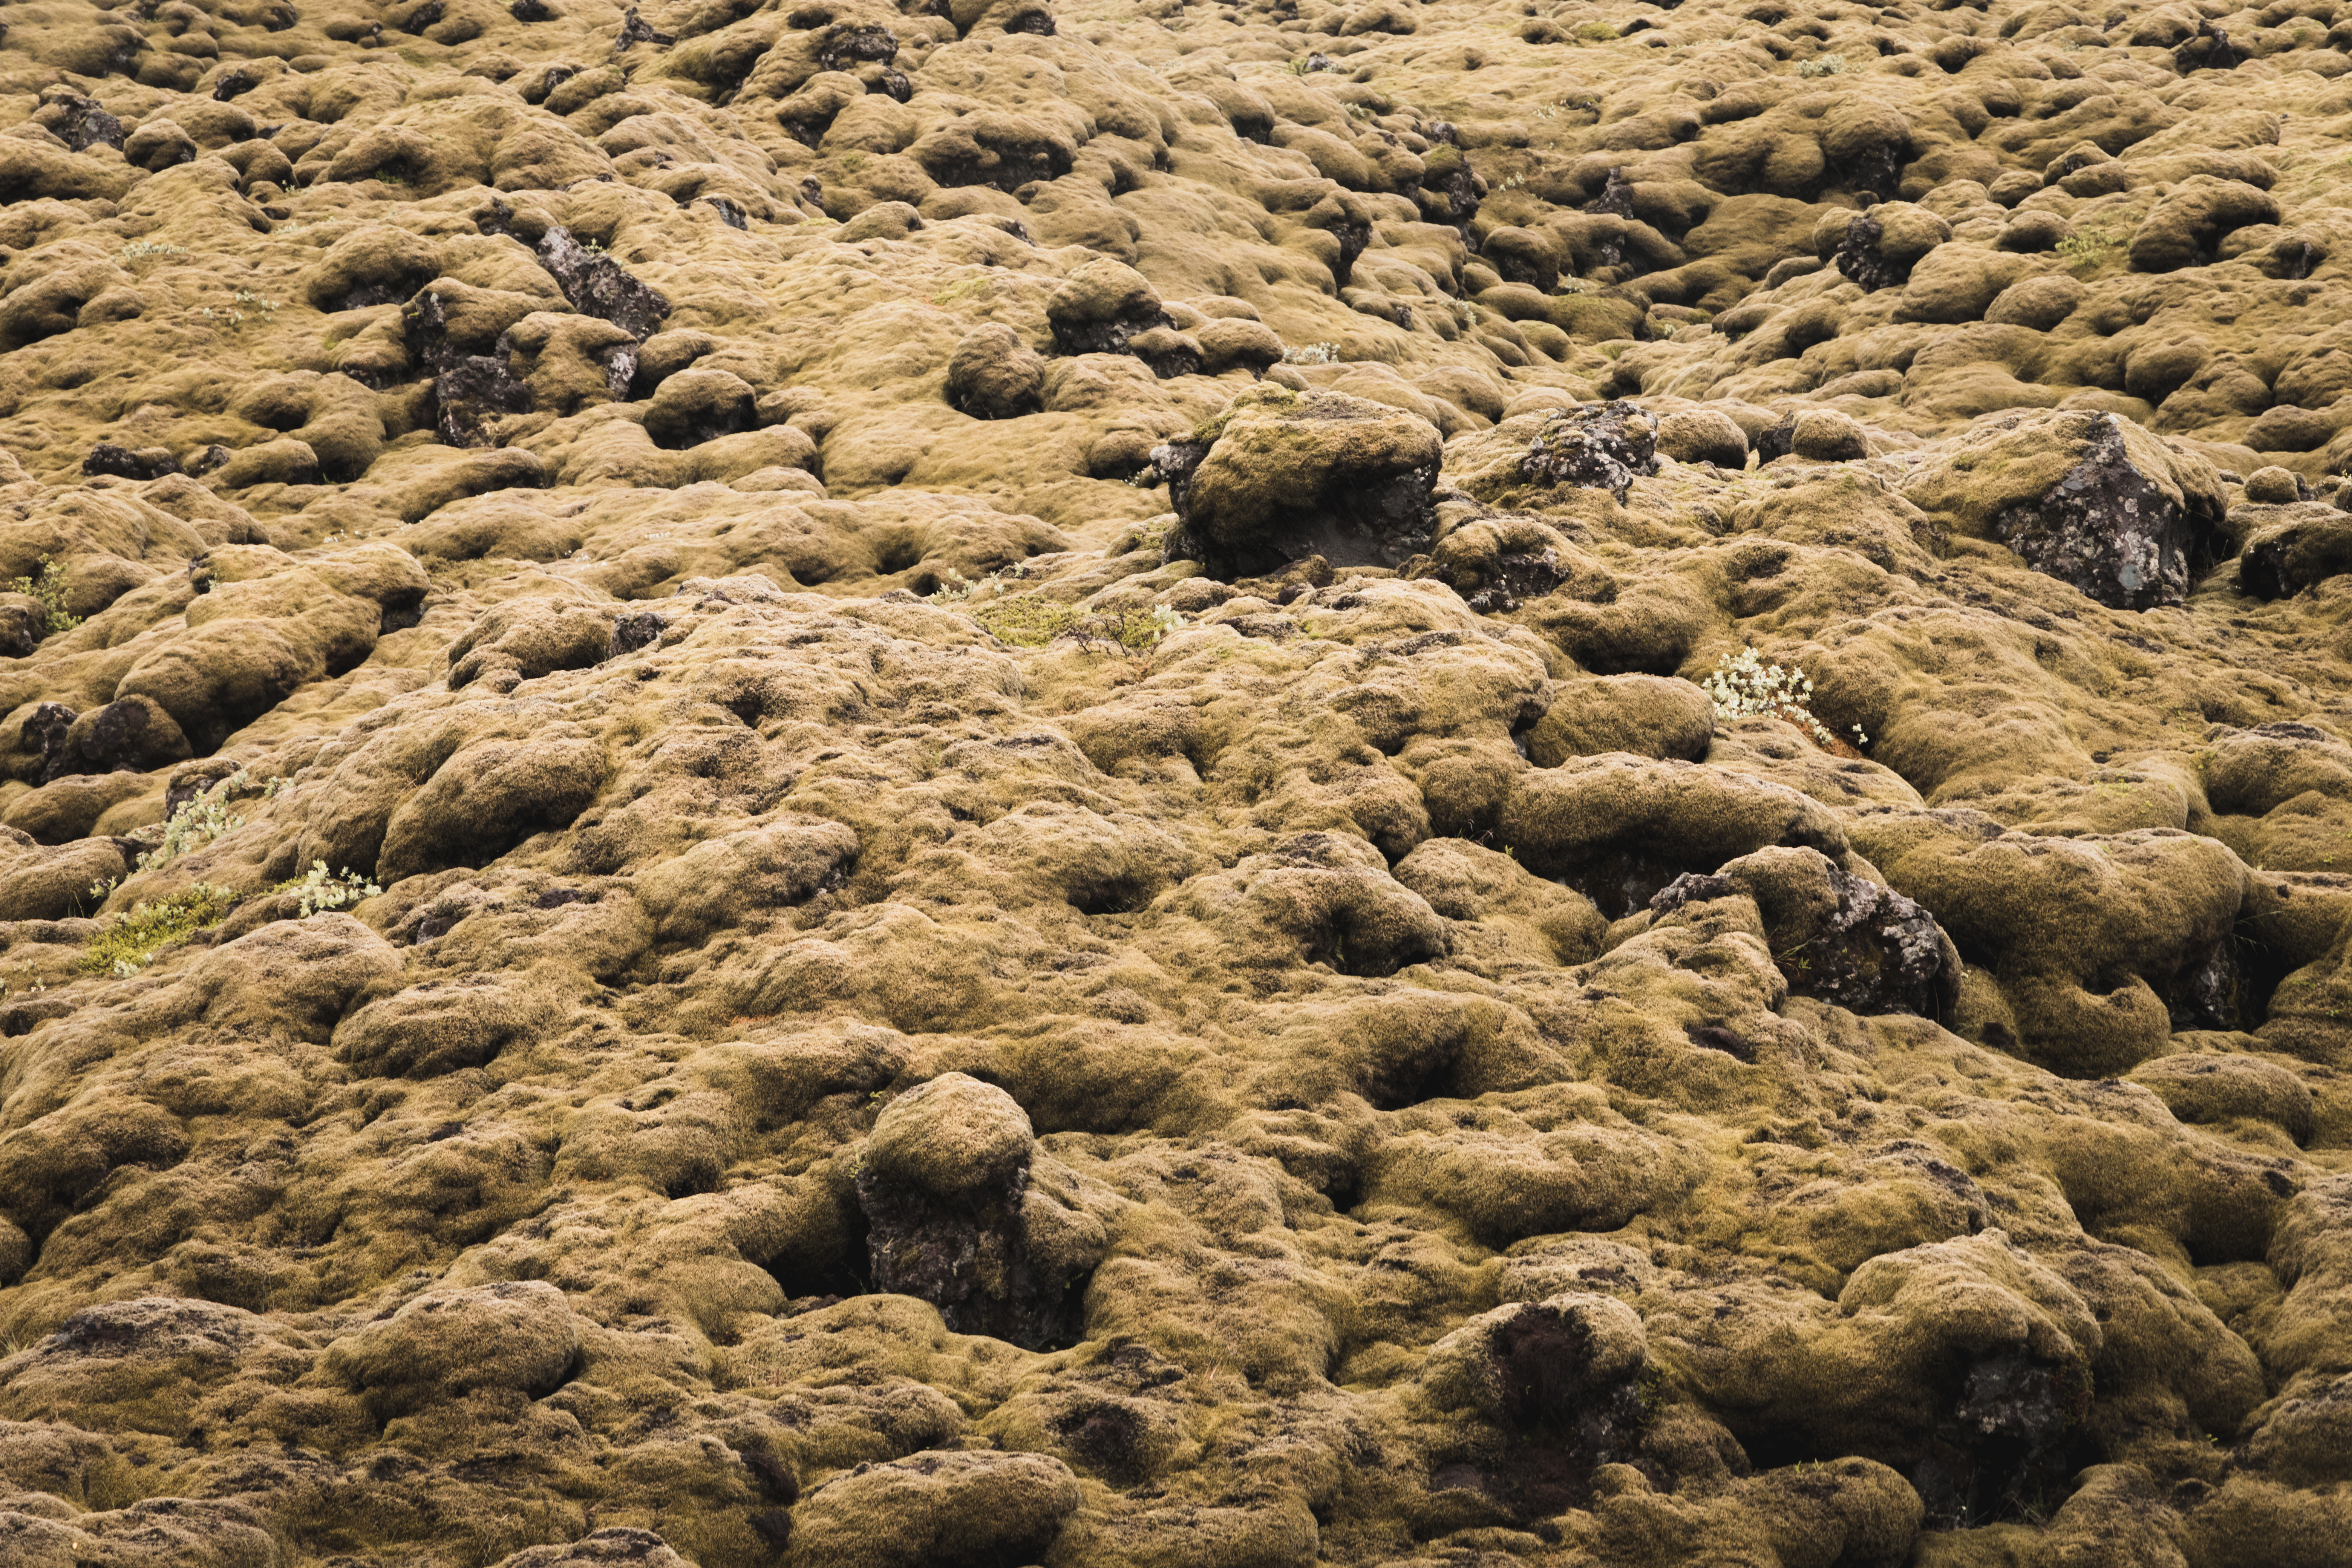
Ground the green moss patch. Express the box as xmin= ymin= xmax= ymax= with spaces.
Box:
xmin=968 ymin=599 xmax=1182 ymax=651
xmin=82 ymin=885 xmax=238 ymax=976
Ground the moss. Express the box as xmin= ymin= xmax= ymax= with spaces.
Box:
xmin=930 ymin=277 xmax=996 ymax=308
xmin=969 ymin=597 xmax=1081 ymax=646
xmin=968 ymin=598 xmax=1181 ymax=651
xmin=1194 ymin=383 xmax=1302 ymax=446
xmin=2056 ymin=231 xmax=2124 ymax=271
xmin=81 ymin=885 xmax=239 ymax=976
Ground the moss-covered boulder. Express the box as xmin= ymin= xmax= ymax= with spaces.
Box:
xmin=1902 ymin=410 xmax=2227 ymax=610
xmin=1158 ymin=387 xmax=1442 ymax=579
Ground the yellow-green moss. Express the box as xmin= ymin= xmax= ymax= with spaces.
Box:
xmin=969 ymin=599 xmax=1181 ymax=651
xmin=81 ymin=885 xmax=238 ymax=976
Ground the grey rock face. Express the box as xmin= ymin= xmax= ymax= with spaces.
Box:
xmin=1519 ymin=401 xmax=1658 ymax=501
xmin=1990 ymin=414 xmax=2223 ymax=610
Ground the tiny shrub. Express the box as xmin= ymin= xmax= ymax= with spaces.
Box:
xmin=274 ymin=861 xmax=383 ymax=916
xmin=134 ymin=781 xmax=250 ymax=875
xmin=9 ymin=557 xmax=80 ymax=634
xmin=196 ymin=290 xmax=279 ymax=332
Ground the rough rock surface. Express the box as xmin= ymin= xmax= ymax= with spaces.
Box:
xmin=2 ymin=2 xmax=2352 ymax=1567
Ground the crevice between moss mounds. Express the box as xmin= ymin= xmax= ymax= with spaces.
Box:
xmin=1911 ymin=1348 xmax=2093 ymax=1531
xmin=853 ymin=1073 xmax=1094 ymax=1352
xmin=1044 ymin=257 xmax=1173 ymax=358
xmin=1852 ymin=808 xmax=2253 ymax=1076
xmin=786 ymin=1450 xmax=1081 ymax=1568
xmin=2240 ymin=510 xmax=2352 ymax=601
xmin=1157 ymin=386 xmax=1443 ymax=581
xmin=1501 ymin=756 xmax=1854 ymax=920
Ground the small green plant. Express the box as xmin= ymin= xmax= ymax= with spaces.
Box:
xmin=9 ymin=557 xmax=79 ymax=634
xmin=967 ymin=597 xmax=1183 ymax=652
xmin=195 ymin=290 xmax=280 ymax=332
xmin=135 ymin=788 xmax=246 ymax=876
xmin=927 ymin=567 xmax=981 ymax=603
xmin=81 ymin=884 xmax=237 ymax=976
xmin=1345 ymin=102 xmax=1376 ymax=120
xmin=1136 ymin=605 xmax=1184 ymax=648
xmin=2056 ymin=230 xmax=2123 ymax=263
xmin=119 ymin=240 xmax=186 ymax=262
xmin=1703 ymin=647 xmax=1868 ymax=750
xmin=925 ymin=562 xmax=1036 ymax=603
xmin=1796 ymin=52 xmax=1849 ymax=77
xmin=1282 ymin=341 xmax=1341 ymax=366
xmin=1555 ymin=276 xmax=1589 ymax=295
xmin=274 ymin=861 xmax=383 ymax=917
xmin=1574 ymin=21 xmax=1618 ymax=41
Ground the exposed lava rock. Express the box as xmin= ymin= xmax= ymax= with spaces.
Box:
xmin=1905 ymin=410 xmax=2228 ymax=610
xmin=1654 ymin=847 xmax=1959 ymax=1017
xmin=81 ymin=443 xmax=179 ymax=481
xmin=536 ymin=226 xmax=671 ymax=341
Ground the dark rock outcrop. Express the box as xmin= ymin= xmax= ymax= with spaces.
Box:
xmin=537 ymin=227 xmax=671 ymax=341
